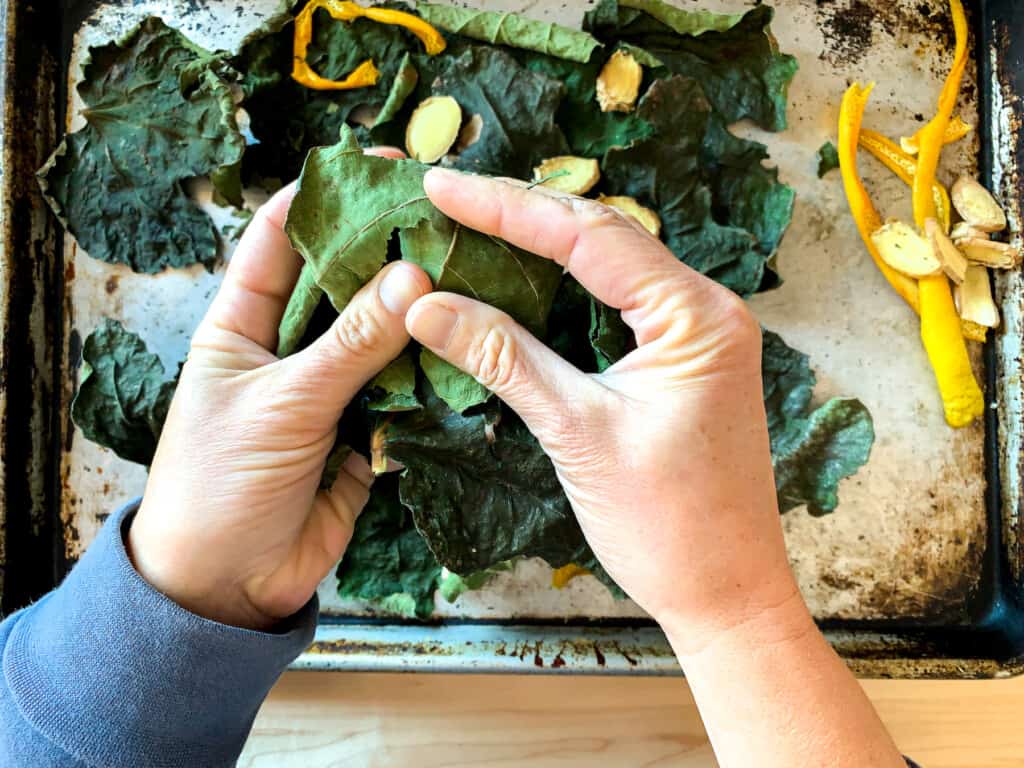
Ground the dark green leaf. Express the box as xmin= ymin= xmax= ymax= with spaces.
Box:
xmin=417 ymin=3 xmax=602 ymax=63
xmin=589 ymin=299 xmax=633 ymax=372
xmin=277 ymin=265 xmax=324 ymax=357
xmin=38 ymin=17 xmax=245 ymax=273
xmin=373 ymin=52 xmax=418 ymax=127
xmin=72 ymin=319 xmax=177 ymax=465
xmin=432 ymin=46 xmax=569 ymax=178
xmin=385 ymin=387 xmax=589 ymax=574
xmin=420 ymin=349 xmax=490 ymax=413
xmin=584 ymin=0 xmax=798 ymax=132
xmin=335 ymin=473 xmax=442 ymax=618
xmin=816 ymin=141 xmax=840 ymax=178
xmin=366 ymin=354 xmax=421 ymax=412
xmin=762 ymin=330 xmax=874 ymax=515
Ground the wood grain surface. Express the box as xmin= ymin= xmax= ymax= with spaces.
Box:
xmin=239 ymin=671 xmax=1023 ymax=767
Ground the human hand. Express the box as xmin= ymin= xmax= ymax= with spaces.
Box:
xmin=128 ymin=151 xmax=433 ymax=631
xmin=406 ymin=169 xmax=806 ymax=652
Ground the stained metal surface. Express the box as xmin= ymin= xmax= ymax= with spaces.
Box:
xmin=1 ymin=0 xmax=1019 ymax=675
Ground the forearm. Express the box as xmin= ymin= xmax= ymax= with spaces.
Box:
xmin=0 ymin=501 xmax=316 ymax=767
xmin=665 ymin=594 xmax=905 ymax=768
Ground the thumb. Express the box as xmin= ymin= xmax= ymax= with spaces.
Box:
xmin=406 ymin=292 xmax=605 ymax=449
xmin=286 ymin=261 xmax=432 ymax=410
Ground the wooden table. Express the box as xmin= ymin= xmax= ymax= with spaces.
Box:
xmin=239 ymin=670 xmax=1023 ymax=766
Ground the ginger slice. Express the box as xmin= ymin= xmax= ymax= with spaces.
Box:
xmin=955 ymin=265 xmax=1000 ymax=328
xmin=405 ymin=96 xmax=462 ymax=163
xmin=532 ymin=156 xmax=601 ymax=195
xmin=596 ymin=50 xmax=643 ymax=113
xmin=951 ymin=175 xmax=1007 ymax=232
xmin=925 ymin=218 xmax=968 ymax=284
xmin=958 ymin=237 xmax=1023 ymax=269
xmin=598 ymin=194 xmax=661 ymax=236
xmin=870 ymin=219 xmax=943 ymax=278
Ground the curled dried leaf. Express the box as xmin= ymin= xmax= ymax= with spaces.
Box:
xmin=533 ymin=155 xmax=600 ymax=195
xmin=596 ymin=50 xmax=643 ymax=113
xmin=598 ymin=194 xmax=661 ymax=236
xmin=951 ymin=175 xmax=1007 ymax=232
xmin=405 ymin=95 xmax=462 ymax=163
xmin=870 ymin=219 xmax=942 ymax=278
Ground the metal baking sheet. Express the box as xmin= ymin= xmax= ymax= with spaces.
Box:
xmin=3 ymin=0 xmax=1023 ymax=677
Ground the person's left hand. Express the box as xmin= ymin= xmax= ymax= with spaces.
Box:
xmin=128 ymin=152 xmax=432 ymax=631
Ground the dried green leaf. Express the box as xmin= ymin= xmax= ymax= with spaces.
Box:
xmin=417 ymin=3 xmax=601 ymax=63
xmin=366 ymin=354 xmax=422 ymax=413
xmin=277 ymin=265 xmax=325 ymax=358
xmin=335 ymin=474 xmax=442 ymax=618
xmin=38 ymin=17 xmax=245 ymax=273
xmin=762 ymin=330 xmax=874 ymax=515
xmin=72 ymin=320 xmax=177 ymax=465
xmin=420 ymin=348 xmax=490 ymax=413
xmin=374 ymin=52 xmax=419 ymax=127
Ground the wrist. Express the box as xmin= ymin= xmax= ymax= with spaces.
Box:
xmin=127 ymin=507 xmax=274 ymax=630
xmin=657 ymin=577 xmax=817 ymax=663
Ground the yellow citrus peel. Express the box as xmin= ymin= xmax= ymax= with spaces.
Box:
xmin=858 ymin=129 xmax=952 ymax=233
xmin=900 ymin=114 xmax=973 ymax=154
xmin=551 ymin=563 xmax=590 ymax=589
xmin=292 ymin=0 xmax=446 ymax=91
xmin=910 ymin=0 xmax=983 ymax=428
xmin=838 ymin=83 xmax=920 ymax=313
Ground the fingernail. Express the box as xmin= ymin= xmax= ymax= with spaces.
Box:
xmin=410 ymin=303 xmax=458 ymax=350
xmin=379 ymin=264 xmax=423 ymax=315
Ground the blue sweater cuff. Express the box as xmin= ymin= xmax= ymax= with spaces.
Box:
xmin=3 ymin=501 xmax=317 ymax=767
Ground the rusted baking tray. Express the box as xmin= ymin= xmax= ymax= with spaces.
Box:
xmin=2 ymin=0 xmax=1023 ymax=678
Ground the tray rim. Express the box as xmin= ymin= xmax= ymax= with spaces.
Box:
xmin=1 ymin=0 xmax=1022 ymax=678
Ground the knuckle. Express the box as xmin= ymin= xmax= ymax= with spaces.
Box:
xmin=470 ymin=326 xmax=522 ymax=392
xmin=332 ymin=304 xmax=385 ymax=358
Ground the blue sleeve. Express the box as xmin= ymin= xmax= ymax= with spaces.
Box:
xmin=0 ymin=502 xmax=317 ymax=768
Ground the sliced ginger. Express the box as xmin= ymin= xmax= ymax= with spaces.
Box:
xmin=870 ymin=219 xmax=942 ymax=277
xmin=533 ymin=156 xmax=600 ymax=195
xmin=951 ymin=221 xmax=989 ymax=242
xmin=951 ymin=175 xmax=1007 ymax=232
xmin=925 ymin=218 xmax=968 ymax=284
xmin=958 ymin=237 xmax=1022 ymax=269
xmin=955 ymin=264 xmax=1000 ymax=328
xmin=405 ymin=96 xmax=462 ymax=163
xmin=596 ymin=50 xmax=643 ymax=113
xmin=598 ymin=194 xmax=661 ymax=236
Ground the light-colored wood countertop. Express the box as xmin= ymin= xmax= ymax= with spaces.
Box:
xmin=240 ymin=670 xmax=1023 ymax=766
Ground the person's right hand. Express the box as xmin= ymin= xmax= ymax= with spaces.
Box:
xmin=405 ymin=169 xmax=807 ymax=652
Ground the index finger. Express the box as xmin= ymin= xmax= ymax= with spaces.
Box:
xmin=422 ymin=168 xmax=721 ymax=343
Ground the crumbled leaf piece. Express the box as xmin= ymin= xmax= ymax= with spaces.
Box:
xmin=385 ymin=388 xmax=590 ymax=573
xmin=374 ymin=52 xmax=418 ymax=127
xmin=589 ymin=299 xmax=633 ymax=372
xmin=596 ymin=49 xmax=642 ymax=112
xmin=366 ymin=354 xmax=421 ymax=412
xmin=38 ymin=17 xmax=244 ymax=273
xmin=438 ymin=560 xmax=517 ymax=603
xmin=598 ymin=194 xmax=661 ymax=235
xmin=762 ymin=330 xmax=874 ymax=516
xmin=954 ymin=265 xmax=1000 ymax=328
xmin=405 ymin=95 xmax=462 ymax=162
xmin=320 ymin=442 xmax=353 ymax=489
xmin=72 ymin=320 xmax=177 ymax=465
xmin=533 ymin=156 xmax=600 ymax=195
xmin=417 ymin=3 xmax=601 ymax=63
xmin=816 ymin=141 xmax=840 ymax=177
xmin=584 ymin=0 xmax=797 ymax=131
xmin=870 ymin=219 xmax=943 ymax=278
xmin=335 ymin=473 xmax=442 ymax=618
xmin=950 ymin=175 xmax=1007 ymax=233
xmin=616 ymin=42 xmax=662 ymax=68
xmin=420 ymin=348 xmax=490 ymax=413
xmin=433 ymin=46 xmax=569 ymax=178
